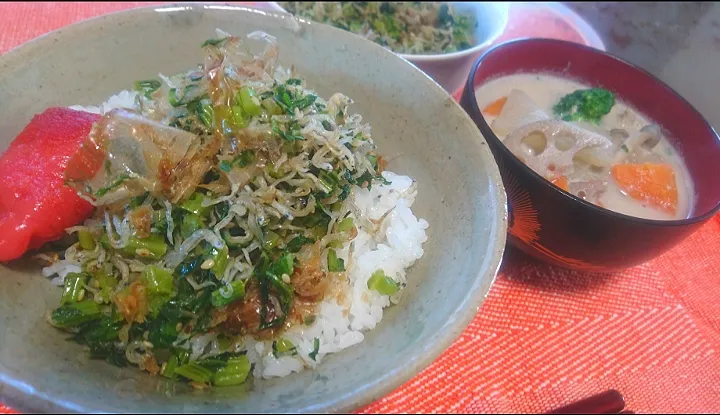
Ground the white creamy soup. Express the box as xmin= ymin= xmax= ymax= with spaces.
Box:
xmin=475 ymin=73 xmax=694 ymax=221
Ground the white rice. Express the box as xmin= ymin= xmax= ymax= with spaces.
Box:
xmin=247 ymin=171 xmax=428 ymax=379
xmin=53 ymin=91 xmax=429 ymax=379
xmin=69 ymin=90 xmax=139 ymax=115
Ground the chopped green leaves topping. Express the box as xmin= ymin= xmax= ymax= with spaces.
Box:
xmin=269 ymin=253 xmax=295 ymax=278
xmin=237 ymin=87 xmax=263 ymax=117
xmin=51 ymin=301 xmax=102 ymax=328
xmin=135 ymin=79 xmax=162 ymax=98
xmin=201 ymin=37 xmax=228 ymax=48
xmin=197 ymin=100 xmax=214 ymax=128
xmin=122 ymin=235 xmax=168 ymax=259
xmin=162 ymin=350 xmax=189 ymax=379
xmin=60 ymin=272 xmax=88 ymax=305
xmin=309 ymin=337 xmax=320 ymax=361
xmin=211 ymin=245 xmax=230 ymax=278
xmin=213 ymin=355 xmax=252 ymax=386
xmin=272 ymin=119 xmax=304 ymax=142
xmin=367 ymin=269 xmax=400 ymax=296
xmin=219 ymin=150 xmax=255 ymax=172
xmin=180 ymin=192 xmax=210 ymax=217
xmin=143 ymin=265 xmax=174 ymax=295
xmin=286 ymin=235 xmax=315 ymax=253
xmin=95 ymin=174 xmax=130 ymax=197
xmin=272 ymin=338 xmax=298 ymax=358
xmin=273 ymin=84 xmax=318 ymax=115
xmin=180 ymin=213 xmax=204 ymax=239
xmin=211 ymin=280 xmax=246 ymax=308
xmin=257 ymin=253 xmax=296 ymax=331
xmin=318 ymin=170 xmax=340 ymax=195
xmin=52 ymin=30 xmax=403 ymax=391
xmin=219 ymin=160 xmax=233 ymax=173
xmin=327 ymin=249 xmax=345 ymax=272
xmin=336 ymin=218 xmax=354 ymax=233
xmin=175 ymin=362 xmax=214 ymax=383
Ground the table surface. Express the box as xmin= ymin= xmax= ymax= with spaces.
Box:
xmin=2 ymin=2 xmax=720 ymax=414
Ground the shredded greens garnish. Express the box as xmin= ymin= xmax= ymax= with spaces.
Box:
xmin=51 ymin=29 xmax=400 ymax=390
xmin=327 ymin=249 xmax=345 ymax=272
xmin=135 ymin=79 xmax=162 ymax=99
xmin=60 ymin=272 xmax=88 ymax=305
xmin=367 ymin=269 xmax=400 ymax=296
xmin=201 ymin=37 xmax=228 ymax=48
xmin=272 ymin=338 xmax=298 ymax=358
xmin=95 ymin=174 xmax=130 ymax=197
xmin=309 ymin=337 xmax=320 ymax=361
xmin=281 ymin=2 xmax=477 ymax=54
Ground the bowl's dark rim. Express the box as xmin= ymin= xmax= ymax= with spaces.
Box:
xmin=0 ymin=3 xmax=508 ymax=414
xmin=463 ymin=37 xmax=720 ymax=228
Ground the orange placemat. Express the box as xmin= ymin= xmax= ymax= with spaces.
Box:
xmin=3 ymin=2 xmax=720 ymax=414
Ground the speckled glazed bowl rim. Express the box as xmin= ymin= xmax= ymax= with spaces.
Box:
xmin=271 ymin=1 xmax=510 ymax=62
xmin=463 ymin=37 xmax=720 ymax=228
xmin=0 ymin=3 xmax=508 ymax=413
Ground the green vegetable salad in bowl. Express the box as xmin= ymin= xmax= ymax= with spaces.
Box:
xmin=280 ymin=2 xmax=476 ymax=55
xmin=277 ymin=2 xmax=510 ymax=93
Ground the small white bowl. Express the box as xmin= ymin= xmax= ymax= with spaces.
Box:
xmin=399 ymin=2 xmax=509 ymax=93
xmin=269 ymin=2 xmax=509 ymax=93
xmin=261 ymin=1 xmax=287 ymax=13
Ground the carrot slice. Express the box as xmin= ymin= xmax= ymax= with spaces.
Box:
xmin=376 ymin=155 xmax=387 ymax=174
xmin=482 ymin=96 xmax=508 ymax=117
xmin=611 ymin=163 xmax=678 ymax=215
xmin=551 ymin=175 xmax=569 ymax=192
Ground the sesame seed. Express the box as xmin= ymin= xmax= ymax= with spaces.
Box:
xmin=135 ymin=248 xmax=152 ymax=257
xmin=201 ymin=259 xmax=215 ymax=270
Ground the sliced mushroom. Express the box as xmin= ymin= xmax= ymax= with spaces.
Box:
xmin=639 ymin=124 xmax=662 ymax=150
xmin=609 ymin=128 xmax=630 ymax=148
xmin=614 ymin=123 xmax=664 ymax=163
xmin=626 ymin=124 xmax=662 ymax=152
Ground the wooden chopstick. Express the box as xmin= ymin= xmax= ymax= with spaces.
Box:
xmin=545 ymin=389 xmax=627 ymax=414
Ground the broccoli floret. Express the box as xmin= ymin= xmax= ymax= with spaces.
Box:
xmin=552 ymin=88 xmax=615 ymax=124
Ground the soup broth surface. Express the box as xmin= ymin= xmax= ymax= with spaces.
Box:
xmin=475 ymin=73 xmax=694 ymax=221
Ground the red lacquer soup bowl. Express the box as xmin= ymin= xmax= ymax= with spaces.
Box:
xmin=459 ymin=38 xmax=720 ymax=271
